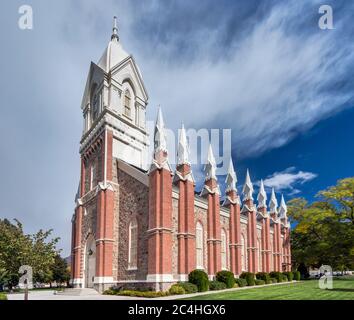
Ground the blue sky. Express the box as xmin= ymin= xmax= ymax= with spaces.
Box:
xmin=0 ymin=0 xmax=353 ymax=255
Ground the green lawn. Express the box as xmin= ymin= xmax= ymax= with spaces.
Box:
xmin=183 ymin=277 xmax=354 ymax=300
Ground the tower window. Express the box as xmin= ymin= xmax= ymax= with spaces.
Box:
xmin=196 ymin=222 xmax=204 ymax=269
xmin=124 ymin=90 xmax=131 ymax=118
xmin=221 ymin=229 xmax=227 ymax=270
xmin=128 ymin=218 xmax=138 ymax=269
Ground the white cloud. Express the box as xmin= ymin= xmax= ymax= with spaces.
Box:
xmin=262 ymin=167 xmax=317 ymax=194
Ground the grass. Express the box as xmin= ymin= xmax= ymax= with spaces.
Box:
xmin=182 ymin=277 xmax=354 ymax=300
xmin=0 ymin=293 xmax=7 ymax=300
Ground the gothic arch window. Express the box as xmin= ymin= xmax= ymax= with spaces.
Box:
xmin=124 ymin=89 xmax=131 ymax=118
xmin=221 ymin=229 xmax=227 ymax=270
xmin=90 ymin=161 xmax=96 ymax=190
xmin=128 ymin=218 xmax=138 ymax=270
xmin=196 ymin=221 xmax=204 ymax=269
xmin=258 ymin=239 xmax=262 ymax=272
xmin=241 ymin=234 xmax=247 ymax=271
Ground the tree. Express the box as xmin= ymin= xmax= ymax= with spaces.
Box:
xmin=51 ymin=255 xmax=70 ymax=287
xmin=287 ymin=177 xmax=354 ymax=275
xmin=0 ymin=219 xmax=60 ymax=289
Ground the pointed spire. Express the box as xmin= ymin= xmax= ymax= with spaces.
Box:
xmin=154 ymin=106 xmax=168 ymax=155
xmin=204 ymin=144 xmax=217 ymax=181
xmin=242 ymin=169 xmax=254 ymax=201
xmin=177 ymin=123 xmax=190 ymax=165
xmin=225 ymin=157 xmax=237 ymax=193
xmin=278 ymin=194 xmax=288 ymax=219
xmin=257 ymin=179 xmax=267 ymax=209
xmin=111 ymin=16 xmax=119 ymax=41
xmin=269 ymin=188 xmax=278 ymax=214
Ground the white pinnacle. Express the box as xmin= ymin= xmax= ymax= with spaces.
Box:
xmin=111 ymin=16 xmax=119 ymax=41
xmin=269 ymin=188 xmax=278 ymax=214
xmin=204 ymin=144 xmax=217 ymax=181
xmin=257 ymin=179 xmax=267 ymax=208
xmin=278 ymin=194 xmax=288 ymax=219
xmin=177 ymin=124 xmax=190 ymax=165
xmin=153 ymin=107 xmax=168 ymax=155
xmin=242 ymin=169 xmax=254 ymax=201
xmin=225 ymin=157 xmax=237 ymax=192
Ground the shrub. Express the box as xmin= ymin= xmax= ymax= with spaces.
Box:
xmin=235 ymin=278 xmax=248 ymax=287
xmin=281 ymin=274 xmax=288 ymax=282
xmin=233 ymin=283 xmax=239 ymax=288
xmin=255 ymin=279 xmax=265 ymax=286
xmin=283 ymin=272 xmax=294 ymax=282
xmin=293 ymin=271 xmax=301 ymax=281
xmin=240 ymin=272 xmax=255 ymax=286
xmin=169 ymin=284 xmax=185 ymax=295
xmin=0 ymin=293 xmax=7 ymax=300
xmin=269 ymin=271 xmax=283 ymax=283
xmin=216 ymin=271 xmax=235 ymax=288
xmin=117 ymin=290 xmax=169 ymax=298
xmin=256 ymin=272 xmax=271 ymax=284
xmin=270 ymin=277 xmax=278 ymax=283
xmin=177 ymin=282 xmax=198 ymax=294
xmin=188 ymin=269 xmax=209 ymax=292
xmin=209 ymin=281 xmax=227 ymax=291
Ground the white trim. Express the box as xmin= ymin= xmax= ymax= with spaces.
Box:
xmin=72 ymin=278 xmax=84 ymax=285
xmin=117 ymin=159 xmax=148 ymax=186
xmin=146 ymin=274 xmax=174 ymax=282
xmin=94 ymin=276 xmax=115 ymax=284
xmin=176 ymin=274 xmax=189 ymax=282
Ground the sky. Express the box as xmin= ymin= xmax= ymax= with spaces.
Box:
xmin=0 ymin=0 xmax=353 ymax=256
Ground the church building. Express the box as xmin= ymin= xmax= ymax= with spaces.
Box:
xmin=70 ymin=18 xmax=292 ymax=292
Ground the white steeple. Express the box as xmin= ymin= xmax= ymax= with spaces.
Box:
xmin=278 ymin=194 xmax=288 ymax=220
xmin=257 ymin=179 xmax=267 ymax=209
xmin=177 ymin=124 xmax=190 ymax=165
xmin=269 ymin=188 xmax=278 ymax=215
xmin=225 ymin=157 xmax=237 ymax=193
xmin=154 ymin=107 xmax=168 ymax=155
xmin=111 ymin=16 xmax=119 ymax=41
xmin=204 ymin=144 xmax=217 ymax=181
xmin=242 ymin=169 xmax=254 ymax=202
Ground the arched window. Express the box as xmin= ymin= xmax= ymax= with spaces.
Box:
xmin=221 ymin=229 xmax=227 ymax=270
xmin=90 ymin=161 xmax=96 ymax=190
xmin=241 ymin=234 xmax=247 ymax=271
xmin=128 ymin=218 xmax=138 ymax=269
xmin=124 ymin=90 xmax=131 ymax=117
xmin=258 ymin=239 xmax=262 ymax=272
xmin=196 ymin=222 xmax=204 ymax=269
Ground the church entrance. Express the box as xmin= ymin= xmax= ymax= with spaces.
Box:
xmin=84 ymin=235 xmax=96 ymax=288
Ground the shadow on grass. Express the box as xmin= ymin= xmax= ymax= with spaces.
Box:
xmin=327 ymin=288 xmax=354 ymax=293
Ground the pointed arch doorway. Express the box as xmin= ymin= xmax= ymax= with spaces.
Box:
xmin=84 ymin=235 xmax=96 ymax=288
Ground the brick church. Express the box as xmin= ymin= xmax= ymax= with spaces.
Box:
xmin=71 ymin=18 xmax=291 ymax=292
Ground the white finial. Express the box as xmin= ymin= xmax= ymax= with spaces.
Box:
xmin=279 ymin=194 xmax=288 ymax=219
xmin=154 ymin=106 xmax=168 ymax=155
xmin=242 ymin=169 xmax=254 ymax=201
xmin=225 ymin=157 xmax=237 ymax=192
xmin=177 ymin=123 xmax=190 ymax=165
xmin=257 ymin=179 xmax=267 ymax=209
xmin=204 ymin=144 xmax=217 ymax=181
xmin=269 ymin=188 xmax=278 ymax=214
xmin=111 ymin=16 xmax=119 ymax=41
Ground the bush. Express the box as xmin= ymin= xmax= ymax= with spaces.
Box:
xmin=117 ymin=290 xmax=169 ymax=298
xmin=216 ymin=271 xmax=235 ymax=288
xmin=209 ymin=281 xmax=227 ymax=291
xmin=240 ymin=272 xmax=255 ymax=286
xmin=0 ymin=293 xmax=7 ymax=300
xmin=293 ymin=271 xmax=301 ymax=281
xmin=269 ymin=271 xmax=283 ymax=283
xmin=177 ymin=282 xmax=198 ymax=294
xmin=255 ymin=279 xmax=265 ymax=286
xmin=283 ymin=272 xmax=294 ymax=282
xmin=233 ymin=283 xmax=239 ymax=288
xmin=235 ymin=278 xmax=248 ymax=287
xmin=281 ymin=274 xmax=288 ymax=282
xmin=270 ymin=277 xmax=278 ymax=283
xmin=169 ymin=284 xmax=185 ymax=295
xmin=256 ymin=272 xmax=271 ymax=284
xmin=188 ymin=269 xmax=209 ymax=292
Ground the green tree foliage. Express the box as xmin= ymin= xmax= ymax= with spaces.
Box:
xmin=287 ymin=177 xmax=354 ymax=273
xmin=0 ymin=219 xmax=61 ymax=289
xmin=51 ymin=255 xmax=70 ymax=286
